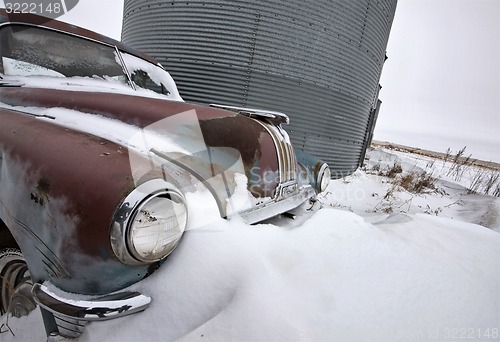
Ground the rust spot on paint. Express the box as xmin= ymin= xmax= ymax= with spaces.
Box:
xmin=30 ymin=192 xmax=44 ymax=206
xmin=37 ymin=178 xmax=50 ymax=194
xmin=30 ymin=178 xmax=50 ymax=205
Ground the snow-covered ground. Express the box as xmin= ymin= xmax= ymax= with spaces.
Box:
xmin=2 ymin=147 xmax=499 ymax=341
xmin=324 ymin=147 xmax=500 ymax=232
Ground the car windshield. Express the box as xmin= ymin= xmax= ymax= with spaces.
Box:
xmin=0 ymin=25 xmax=180 ymax=99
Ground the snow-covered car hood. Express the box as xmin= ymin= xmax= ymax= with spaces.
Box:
xmin=0 ymin=85 xmax=281 ymax=200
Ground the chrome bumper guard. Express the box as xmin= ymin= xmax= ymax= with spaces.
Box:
xmin=238 ymin=185 xmax=316 ymax=224
xmin=32 ymin=283 xmax=151 ymax=338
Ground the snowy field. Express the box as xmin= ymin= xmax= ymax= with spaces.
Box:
xmin=2 ymin=146 xmax=499 ymax=341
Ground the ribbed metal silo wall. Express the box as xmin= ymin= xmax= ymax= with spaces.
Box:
xmin=122 ymin=0 xmax=397 ymax=178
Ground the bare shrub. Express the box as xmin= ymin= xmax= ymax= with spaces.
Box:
xmin=395 ymin=170 xmax=436 ymax=194
xmin=453 ymin=146 xmax=467 ymax=163
xmin=386 ymin=163 xmax=403 ymax=178
xmin=443 ymin=148 xmax=452 ymax=164
xmin=484 ymin=171 xmax=500 ymax=196
xmin=493 ymin=185 xmax=500 ymax=197
xmin=415 ymin=172 xmax=437 ymax=193
xmin=398 ymin=173 xmax=415 ymax=191
xmin=468 ymin=170 xmax=485 ymax=194
xmin=467 ymin=169 xmax=500 ymax=197
xmin=445 ymin=146 xmax=478 ymax=182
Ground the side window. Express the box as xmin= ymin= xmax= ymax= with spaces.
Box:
xmin=130 ymin=69 xmax=168 ymax=95
xmin=120 ymin=52 xmax=173 ymax=96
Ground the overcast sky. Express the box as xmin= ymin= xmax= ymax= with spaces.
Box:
xmin=2 ymin=0 xmax=498 ymax=161
xmin=377 ymin=0 xmax=499 ymax=162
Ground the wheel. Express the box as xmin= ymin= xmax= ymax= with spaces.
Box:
xmin=0 ymin=248 xmax=36 ymax=317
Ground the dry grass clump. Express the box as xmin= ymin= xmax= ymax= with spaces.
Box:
xmin=444 ymin=146 xmax=500 ymax=197
xmin=387 ymin=163 xmax=403 ymax=178
xmin=446 ymin=146 xmax=477 ymax=182
xmin=396 ymin=171 xmax=437 ymax=194
xmin=370 ymin=162 xmax=437 ymax=194
xmin=371 ymin=162 xmax=402 ymax=178
xmin=468 ymin=169 xmax=500 ymax=197
xmin=364 ymin=145 xmax=500 ymax=217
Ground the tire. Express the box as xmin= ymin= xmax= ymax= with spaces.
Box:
xmin=0 ymin=248 xmax=36 ymax=317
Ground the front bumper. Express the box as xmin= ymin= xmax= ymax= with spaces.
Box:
xmin=32 ymin=283 xmax=151 ymax=338
xmin=238 ymin=184 xmax=316 ymax=223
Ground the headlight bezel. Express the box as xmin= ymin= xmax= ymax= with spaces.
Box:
xmin=111 ymin=179 xmax=187 ymax=266
xmin=317 ymin=163 xmax=331 ymax=193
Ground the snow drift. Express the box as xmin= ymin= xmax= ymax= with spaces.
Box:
xmin=1 ymin=148 xmax=499 ymax=341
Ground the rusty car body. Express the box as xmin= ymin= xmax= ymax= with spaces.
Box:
xmin=0 ymin=10 xmax=330 ymax=338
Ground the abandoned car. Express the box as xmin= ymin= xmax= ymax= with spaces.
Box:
xmin=0 ymin=10 xmax=330 ymax=338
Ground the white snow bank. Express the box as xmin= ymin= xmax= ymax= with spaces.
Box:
xmin=2 ymin=209 xmax=499 ymax=341
xmin=2 ymin=148 xmax=499 ymax=342
xmin=322 ymin=148 xmax=500 ymax=232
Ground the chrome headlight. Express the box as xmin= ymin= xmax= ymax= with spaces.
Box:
xmin=318 ymin=163 xmax=331 ymax=193
xmin=111 ymin=179 xmax=187 ymax=265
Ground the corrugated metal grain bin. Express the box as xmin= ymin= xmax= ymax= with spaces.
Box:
xmin=122 ymin=0 xmax=397 ymax=178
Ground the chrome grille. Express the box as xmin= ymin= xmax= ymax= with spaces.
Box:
xmin=264 ymin=123 xmax=296 ymax=184
xmin=209 ymin=104 xmax=297 ymax=193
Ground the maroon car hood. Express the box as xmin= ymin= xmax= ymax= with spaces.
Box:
xmin=0 ymin=87 xmax=280 ymax=199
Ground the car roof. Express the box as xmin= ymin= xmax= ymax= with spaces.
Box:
xmin=0 ymin=9 xmax=160 ymax=66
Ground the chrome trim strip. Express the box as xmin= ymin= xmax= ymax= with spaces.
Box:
xmin=0 ymin=22 xmax=116 ymax=48
xmin=209 ymin=104 xmax=290 ymax=125
xmin=265 ymin=123 xmax=297 ymax=182
xmin=245 ymin=117 xmax=296 ymax=186
xmin=277 ymin=125 xmax=297 ymax=180
xmin=53 ymin=315 xmax=86 ymax=338
xmin=257 ymin=120 xmax=287 ymax=184
xmin=32 ymin=283 xmax=151 ymax=322
xmin=115 ymin=46 xmax=136 ymax=91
